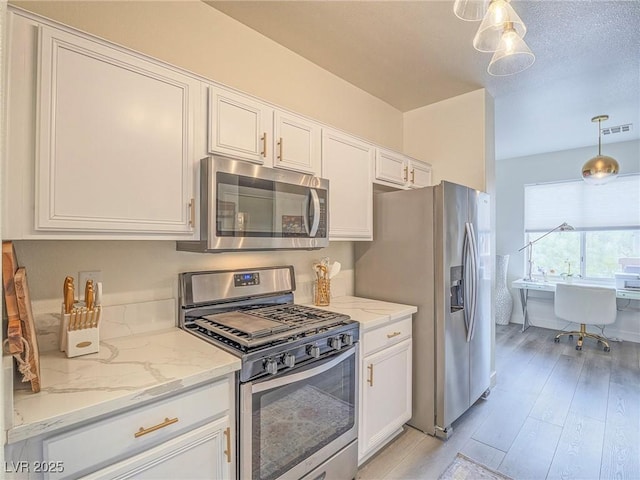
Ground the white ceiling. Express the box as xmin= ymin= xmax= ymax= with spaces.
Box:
xmin=206 ymin=0 xmax=640 ymax=161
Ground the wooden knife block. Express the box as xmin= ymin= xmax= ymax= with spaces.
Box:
xmin=60 ymin=304 xmax=102 ymax=358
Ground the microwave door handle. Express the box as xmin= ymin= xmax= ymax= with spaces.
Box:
xmin=308 ymin=189 xmax=321 ymax=237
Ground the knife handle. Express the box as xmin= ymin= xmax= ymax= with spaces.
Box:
xmin=64 ymin=276 xmax=75 ymax=314
xmin=85 ymin=280 xmax=95 ymax=311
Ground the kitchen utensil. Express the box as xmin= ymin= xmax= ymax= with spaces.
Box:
xmin=329 ymin=261 xmax=341 ymax=279
xmin=85 ymin=280 xmax=95 ymax=311
xmin=63 ymin=276 xmax=74 ymax=314
xmin=2 ymin=241 xmax=23 ymax=354
xmin=14 ymin=267 xmax=41 ymax=393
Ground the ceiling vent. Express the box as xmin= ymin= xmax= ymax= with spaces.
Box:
xmin=601 ymin=123 xmax=632 ymax=136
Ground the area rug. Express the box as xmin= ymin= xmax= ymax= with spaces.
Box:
xmin=439 ymin=453 xmax=513 ymax=480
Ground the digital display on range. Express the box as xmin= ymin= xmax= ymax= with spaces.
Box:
xmin=234 ymin=272 xmax=260 ymax=287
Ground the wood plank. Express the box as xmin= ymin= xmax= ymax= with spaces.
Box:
xmin=471 ymin=387 xmax=538 ymax=452
xmin=568 ymin=352 xmax=611 ymax=422
xmin=14 ymin=267 xmax=41 ymax=393
xmin=356 ymin=426 xmax=424 ymax=479
xmin=529 ymin=354 xmax=584 ymax=426
xmin=546 ymin=411 xmax=605 ymax=480
xmin=609 ymin=340 xmax=640 ymax=387
xmin=498 ymin=417 xmax=563 ymax=479
xmin=459 ymin=438 xmax=506 ymax=470
xmin=2 ymin=241 xmax=24 ymax=354
xmin=600 ymin=382 xmax=640 ymax=480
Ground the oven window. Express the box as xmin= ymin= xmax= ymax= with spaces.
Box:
xmin=251 ymin=353 xmax=356 ymax=480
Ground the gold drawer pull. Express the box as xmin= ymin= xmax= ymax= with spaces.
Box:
xmin=188 ymin=198 xmax=195 ymax=227
xmin=403 ymin=166 xmax=408 ymax=182
xmin=387 ymin=331 xmax=401 ymax=339
xmin=411 ymin=169 xmax=415 ymax=183
xmin=261 ymin=133 xmax=267 ymax=157
xmin=134 ymin=417 xmax=179 ymax=438
xmin=277 ymin=137 xmax=283 ymax=160
xmin=367 ymin=364 xmax=374 ymax=387
xmin=224 ymin=426 xmax=232 ymax=463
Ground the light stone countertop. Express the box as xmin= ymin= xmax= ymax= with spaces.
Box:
xmin=8 ymin=328 xmax=240 ymax=444
xmin=314 ymin=296 xmax=417 ymax=331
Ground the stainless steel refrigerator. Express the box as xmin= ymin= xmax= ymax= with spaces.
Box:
xmin=355 ymin=181 xmax=492 ymax=438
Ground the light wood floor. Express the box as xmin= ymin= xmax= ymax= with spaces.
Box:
xmin=357 ymin=323 xmax=640 ymax=480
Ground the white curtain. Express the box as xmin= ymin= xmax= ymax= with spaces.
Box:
xmin=525 ymin=174 xmax=640 ymax=232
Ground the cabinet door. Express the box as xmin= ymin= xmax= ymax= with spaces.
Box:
xmin=208 ymin=86 xmax=273 ymax=166
xmin=273 ymin=110 xmax=321 ymax=175
xmin=37 ymin=26 xmax=197 ymax=235
xmin=359 ymin=338 xmax=412 ymax=462
xmin=85 ymin=418 xmax=232 ymax=480
xmin=375 ymin=148 xmax=408 ymax=187
xmin=408 ymin=160 xmax=432 ymax=189
xmin=321 ymin=129 xmax=373 ymax=240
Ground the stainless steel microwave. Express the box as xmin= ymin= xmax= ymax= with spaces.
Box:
xmin=177 ymin=157 xmax=329 ymax=253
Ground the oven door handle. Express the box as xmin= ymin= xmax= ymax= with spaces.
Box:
xmin=251 ymin=347 xmax=356 ymax=394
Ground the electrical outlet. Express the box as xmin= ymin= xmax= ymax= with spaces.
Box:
xmin=78 ymin=271 xmax=102 ymax=300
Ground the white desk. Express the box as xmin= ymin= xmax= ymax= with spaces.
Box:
xmin=511 ymin=279 xmax=640 ymax=331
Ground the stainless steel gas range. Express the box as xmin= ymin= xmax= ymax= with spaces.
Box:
xmin=178 ymin=266 xmax=359 ymax=480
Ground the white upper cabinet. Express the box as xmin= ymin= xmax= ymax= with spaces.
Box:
xmin=375 ymin=148 xmax=432 ymax=190
xmin=273 ymin=110 xmax=322 ymax=175
xmin=208 ymin=86 xmax=273 ymax=166
xmin=322 ymin=129 xmax=374 ymax=240
xmin=208 ymin=86 xmax=322 ymax=175
xmin=35 ymin=25 xmax=199 ymax=235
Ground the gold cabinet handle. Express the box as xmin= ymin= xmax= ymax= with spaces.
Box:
xmin=411 ymin=169 xmax=415 ymax=184
xmin=223 ymin=426 xmax=231 ymax=463
xmin=403 ymin=165 xmax=408 ymax=182
xmin=261 ymin=133 xmax=267 ymax=157
xmin=188 ymin=198 xmax=195 ymax=227
xmin=134 ymin=417 xmax=178 ymax=438
xmin=387 ymin=331 xmax=401 ymax=339
xmin=277 ymin=137 xmax=283 ymax=161
xmin=367 ymin=364 xmax=374 ymax=387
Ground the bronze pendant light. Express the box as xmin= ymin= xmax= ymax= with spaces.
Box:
xmin=581 ymin=115 xmax=620 ymax=185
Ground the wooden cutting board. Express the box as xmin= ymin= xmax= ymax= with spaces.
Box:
xmin=14 ymin=267 xmax=41 ymax=393
xmin=2 ymin=241 xmax=24 ymax=354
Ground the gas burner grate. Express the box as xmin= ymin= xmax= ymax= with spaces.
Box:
xmin=250 ymin=304 xmax=347 ymax=325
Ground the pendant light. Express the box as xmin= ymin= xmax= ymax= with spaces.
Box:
xmin=453 ymin=0 xmax=489 ymax=21
xmin=473 ymin=0 xmax=526 ymax=52
xmin=487 ymin=22 xmax=535 ymax=76
xmin=582 ymin=115 xmax=620 ymax=185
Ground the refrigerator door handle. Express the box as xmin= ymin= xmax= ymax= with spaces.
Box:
xmin=463 ymin=222 xmax=479 ymax=342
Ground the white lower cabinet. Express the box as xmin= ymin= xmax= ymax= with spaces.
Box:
xmin=84 ymin=418 xmax=231 ymax=480
xmin=359 ymin=316 xmax=412 ymax=464
xmin=5 ymin=377 xmax=234 ymax=480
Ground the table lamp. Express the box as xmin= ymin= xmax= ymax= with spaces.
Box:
xmin=518 ymin=222 xmax=574 ymax=281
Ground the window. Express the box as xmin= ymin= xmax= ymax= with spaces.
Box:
xmin=524 ymin=175 xmax=640 ymax=281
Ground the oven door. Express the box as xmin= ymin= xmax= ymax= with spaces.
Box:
xmin=240 ymin=347 xmax=358 ymax=480
xmin=206 ymin=156 xmax=329 ymax=252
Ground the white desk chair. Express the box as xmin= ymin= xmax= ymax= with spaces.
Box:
xmin=553 ymin=283 xmax=617 ymax=352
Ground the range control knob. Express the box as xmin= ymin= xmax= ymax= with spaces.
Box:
xmin=282 ymin=353 xmax=296 ymax=368
xmin=341 ymin=333 xmax=354 ymax=347
xmin=328 ymin=336 xmax=343 ymax=351
xmin=307 ymin=345 xmax=321 ymax=358
xmin=264 ymin=358 xmax=278 ymax=375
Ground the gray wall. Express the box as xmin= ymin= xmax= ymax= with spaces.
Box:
xmin=496 ymin=139 xmax=640 ymax=341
